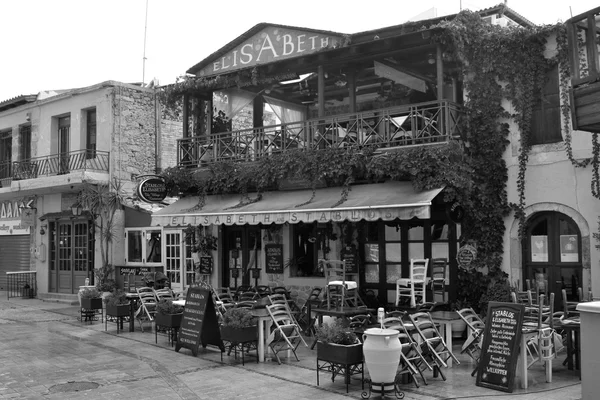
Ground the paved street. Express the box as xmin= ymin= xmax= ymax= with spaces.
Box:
xmin=0 ymin=296 xmax=582 ymax=400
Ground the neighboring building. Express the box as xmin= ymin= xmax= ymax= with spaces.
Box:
xmin=0 ymin=81 xmax=180 ymax=296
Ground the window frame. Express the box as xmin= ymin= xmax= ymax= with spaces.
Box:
xmin=124 ymin=228 xmax=163 ymax=266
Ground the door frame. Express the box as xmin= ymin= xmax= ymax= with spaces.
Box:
xmin=221 ymin=225 xmax=262 ymax=289
xmin=522 ymin=211 xmax=583 ymax=306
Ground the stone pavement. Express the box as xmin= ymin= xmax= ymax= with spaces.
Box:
xmin=0 ymin=295 xmax=582 ymax=400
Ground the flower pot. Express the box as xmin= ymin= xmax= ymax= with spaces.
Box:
xmin=155 ymin=312 xmax=183 ymax=329
xmin=81 ymin=297 xmax=103 ymax=310
xmin=317 ymin=341 xmax=363 ymax=365
xmin=220 ymin=325 xmax=258 ymax=344
xmin=106 ymin=303 xmax=130 ymax=318
xmin=362 ymin=328 xmax=402 ymax=386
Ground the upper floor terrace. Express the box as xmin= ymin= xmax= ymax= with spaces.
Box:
xmin=178 ymin=100 xmax=463 ymax=166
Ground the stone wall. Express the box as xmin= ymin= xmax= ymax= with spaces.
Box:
xmin=112 ymin=85 xmax=181 ymax=178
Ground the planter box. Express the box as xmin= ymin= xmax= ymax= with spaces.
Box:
xmin=155 ymin=312 xmax=183 ymax=329
xmin=220 ymin=325 xmax=258 ymax=344
xmin=106 ymin=303 xmax=130 ymax=318
xmin=317 ymin=341 xmax=363 ymax=365
xmin=81 ymin=297 xmax=103 ymax=310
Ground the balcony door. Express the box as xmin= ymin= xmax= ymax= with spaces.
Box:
xmin=58 ymin=116 xmax=70 ymax=174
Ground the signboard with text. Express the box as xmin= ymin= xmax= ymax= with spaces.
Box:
xmin=175 ymin=287 xmax=224 ymax=356
xmin=340 ymin=246 xmax=358 ymax=274
xmin=476 ymin=302 xmax=525 ymax=393
xmin=265 ymin=244 xmax=283 ymax=274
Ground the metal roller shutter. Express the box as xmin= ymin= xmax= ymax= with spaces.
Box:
xmin=0 ymin=235 xmax=31 ymax=290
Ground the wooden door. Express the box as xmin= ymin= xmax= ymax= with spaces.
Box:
xmin=57 ymin=222 xmax=72 ymax=293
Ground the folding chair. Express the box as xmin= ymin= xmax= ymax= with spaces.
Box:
xmin=457 ymin=308 xmax=485 ymax=376
xmin=396 ymin=259 xmax=429 ymax=308
xmin=296 ymin=287 xmax=323 ymax=336
xmin=255 ymin=285 xmax=272 ymax=298
xmin=153 ymin=288 xmax=175 ymax=301
xmin=237 ymin=291 xmax=259 ymax=302
xmin=348 ymin=314 xmax=372 ymax=339
xmin=268 ymin=293 xmax=301 ymax=326
xmin=135 ymin=287 xmax=157 ymax=333
xmin=381 ymin=316 xmax=432 ymax=387
xmin=409 ymin=311 xmax=459 ymax=380
xmin=265 ymin=303 xmax=308 ymax=364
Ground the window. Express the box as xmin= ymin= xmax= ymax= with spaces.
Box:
xmin=290 ymin=222 xmax=334 ymax=277
xmin=125 ymin=228 xmax=162 ymax=265
xmin=19 ymin=124 xmax=31 ymax=160
xmin=58 ymin=115 xmax=70 ymax=173
xmin=530 ymin=65 xmax=562 ymax=145
xmin=0 ymin=129 xmax=12 ymax=179
xmin=86 ymin=109 xmax=96 ymax=158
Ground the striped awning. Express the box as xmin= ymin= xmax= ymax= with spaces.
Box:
xmin=151 ymin=181 xmax=443 ymax=227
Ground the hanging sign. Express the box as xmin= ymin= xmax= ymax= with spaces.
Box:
xmin=446 ymin=202 xmax=465 ymax=223
xmin=476 ymin=302 xmax=525 ymax=393
xmin=137 ymin=176 xmax=168 ymax=203
xmin=457 ymin=244 xmax=477 ymax=269
xmin=265 ymin=244 xmax=283 ymax=274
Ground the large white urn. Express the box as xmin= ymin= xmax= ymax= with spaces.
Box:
xmin=362 ymin=327 xmax=402 ymax=387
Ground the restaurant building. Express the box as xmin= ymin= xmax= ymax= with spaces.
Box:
xmin=151 ymin=4 xmax=599 ymax=308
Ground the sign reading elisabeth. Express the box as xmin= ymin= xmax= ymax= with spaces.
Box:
xmin=137 ymin=176 xmax=167 ymax=203
xmin=197 ymin=26 xmax=344 ymax=78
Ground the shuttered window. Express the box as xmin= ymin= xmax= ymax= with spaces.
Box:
xmin=530 ymin=65 xmax=562 ymax=145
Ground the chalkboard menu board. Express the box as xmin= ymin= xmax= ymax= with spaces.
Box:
xmin=198 ymin=257 xmax=213 ymax=274
xmin=175 ymin=287 xmax=224 ymax=356
xmin=265 ymin=244 xmax=283 ymax=274
xmin=340 ymin=246 xmax=358 ymax=274
xmin=476 ymin=302 xmax=525 ymax=393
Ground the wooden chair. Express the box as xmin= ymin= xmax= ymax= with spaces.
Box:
xmin=265 ymin=303 xmax=308 ymax=364
xmin=382 ymin=316 xmax=433 ymax=388
xmin=395 ymin=259 xmax=429 ymax=308
xmin=562 ymin=288 xmax=579 ymax=318
xmin=429 ymin=258 xmax=447 ymax=303
xmin=255 ymin=285 xmax=272 ymax=298
xmin=321 ymin=259 xmax=358 ymax=310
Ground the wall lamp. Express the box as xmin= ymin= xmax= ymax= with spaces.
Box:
xmin=40 ymin=224 xmax=47 ymax=236
xmin=427 ymin=53 xmax=436 ymax=64
xmin=71 ymin=202 xmax=83 ymax=216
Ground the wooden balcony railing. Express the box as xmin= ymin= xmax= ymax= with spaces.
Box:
xmin=0 ymin=150 xmax=110 ymax=183
xmin=178 ymin=100 xmax=463 ymax=167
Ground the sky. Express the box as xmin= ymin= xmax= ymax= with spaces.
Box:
xmin=1 ymin=0 xmax=598 ymax=102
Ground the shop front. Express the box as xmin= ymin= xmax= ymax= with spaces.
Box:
xmin=0 ymin=198 xmax=33 ymax=291
xmin=150 ymin=181 xmax=459 ymax=305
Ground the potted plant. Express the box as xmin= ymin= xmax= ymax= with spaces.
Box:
xmin=220 ymin=307 xmax=258 ymax=344
xmin=80 ymin=287 xmax=102 ymax=311
xmin=95 ymin=264 xmax=117 ymax=296
xmin=155 ymin=298 xmax=184 ymax=329
xmin=316 ymin=320 xmax=362 ymax=365
xmin=104 ymin=289 xmax=130 ymax=318
xmin=479 ymin=277 xmax=513 ymax=318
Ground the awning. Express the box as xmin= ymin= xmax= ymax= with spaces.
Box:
xmin=151 ymin=181 xmax=443 ymax=227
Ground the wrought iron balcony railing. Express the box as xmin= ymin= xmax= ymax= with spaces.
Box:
xmin=178 ymin=100 xmax=463 ymax=167
xmin=0 ymin=150 xmax=110 ymax=182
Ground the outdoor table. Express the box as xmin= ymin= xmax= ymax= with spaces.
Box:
xmin=429 ymin=310 xmax=461 ymax=367
xmin=251 ymin=307 xmax=273 ymax=362
xmin=125 ymin=292 xmax=140 ymax=332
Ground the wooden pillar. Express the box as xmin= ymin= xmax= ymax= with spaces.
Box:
xmin=182 ymin=93 xmax=189 ymax=138
xmin=436 ymin=44 xmax=443 ymax=101
xmin=347 ymin=70 xmax=356 ymax=113
xmin=318 ymin=65 xmax=325 ymax=118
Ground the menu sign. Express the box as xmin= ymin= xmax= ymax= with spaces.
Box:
xmin=265 ymin=244 xmax=283 ymax=274
xmin=198 ymin=256 xmax=213 ymax=274
xmin=175 ymin=287 xmax=223 ymax=356
xmin=340 ymin=246 xmax=358 ymax=274
xmin=476 ymin=302 xmax=525 ymax=393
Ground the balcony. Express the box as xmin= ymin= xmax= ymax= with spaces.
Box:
xmin=567 ymin=6 xmax=600 ymax=133
xmin=0 ymin=150 xmax=110 ymax=184
xmin=178 ymin=100 xmax=463 ymax=167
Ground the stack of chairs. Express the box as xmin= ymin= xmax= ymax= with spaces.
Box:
xmin=409 ymin=311 xmax=459 ymax=381
xmin=381 ymin=315 xmax=432 ymax=388
xmin=135 ymin=287 xmax=158 ymax=333
xmin=265 ymin=303 xmax=308 ymax=364
xmin=456 ymin=308 xmax=485 ymax=376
